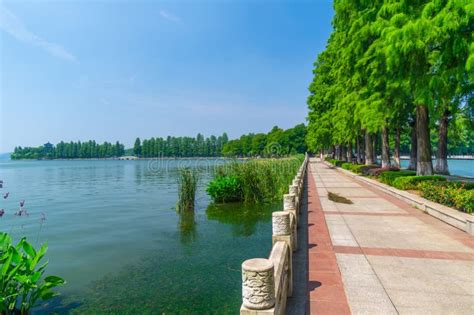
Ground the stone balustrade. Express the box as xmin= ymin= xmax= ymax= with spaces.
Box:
xmin=240 ymin=155 xmax=308 ymax=315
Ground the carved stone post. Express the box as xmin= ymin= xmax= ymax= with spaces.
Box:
xmin=271 ymin=211 xmax=293 ymax=298
xmin=282 ymin=197 xmax=297 ymax=250
xmin=242 ymin=258 xmax=275 ymax=310
xmin=289 ymin=185 xmax=299 ymax=213
xmin=272 ymin=211 xmax=291 ymax=236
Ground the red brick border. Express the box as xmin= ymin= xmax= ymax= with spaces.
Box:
xmin=307 ymin=165 xmax=351 ymax=315
xmin=333 ymin=245 xmax=474 ymax=261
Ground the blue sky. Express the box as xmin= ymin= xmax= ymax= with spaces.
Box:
xmin=0 ymin=0 xmax=333 ymax=152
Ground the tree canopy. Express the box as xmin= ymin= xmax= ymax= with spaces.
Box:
xmin=306 ymin=0 xmax=473 ymax=175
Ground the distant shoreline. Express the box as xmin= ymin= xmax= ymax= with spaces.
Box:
xmin=5 ymin=156 xmax=474 ymax=161
xmin=6 ymin=156 xmax=253 ymax=161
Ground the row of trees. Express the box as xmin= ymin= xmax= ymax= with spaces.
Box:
xmin=222 ymin=124 xmax=307 ymax=157
xmin=133 ymin=133 xmax=229 ymax=157
xmin=12 ymin=125 xmax=307 ymax=160
xmin=307 ymin=0 xmax=473 ymax=175
xmin=11 ymin=141 xmax=126 ymax=159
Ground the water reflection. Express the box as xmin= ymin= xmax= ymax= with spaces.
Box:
xmin=178 ymin=210 xmax=197 ymax=244
xmin=206 ymin=202 xmax=278 ymax=237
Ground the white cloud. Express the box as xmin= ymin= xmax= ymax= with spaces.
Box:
xmin=0 ymin=5 xmax=77 ymax=62
xmin=159 ymin=10 xmax=181 ymax=23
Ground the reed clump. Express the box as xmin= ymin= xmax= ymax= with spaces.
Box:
xmin=207 ymin=155 xmax=304 ymax=203
xmin=177 ymin=168 xmax=199 ymax=211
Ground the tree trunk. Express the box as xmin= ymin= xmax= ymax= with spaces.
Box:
xmin=434 ymin=108 xmax=450 ymax=174
xmin=341 ymin=145 xmax=347 ymax=162
xmin=332 ymin=145 xmax=336 ymax=159
xmin=336 ymin=145 xmax=343 ymax=161
xmin=356 ymin=136 xmax=362 ymax=164
xmin=381 ymin=126 xmax=391 ymax=168
xmin=393 ymin=128 xmax=401 ymax=169
xmin=365 ymin=131 xmax=374 ymax=165
xmin=358 ymin=134 xmax=365 ymax=164
xmin=416 ymin=105 xmax=433 ymax=175
xmin=347 ymin=142 xmax=353 ymax=162
xmin=373 ymin=133 xmax=378 ymax=165
xmin=408 ymin=119 xmax=417 ymax=170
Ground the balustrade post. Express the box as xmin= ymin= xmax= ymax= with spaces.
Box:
xmin=241 ymin=258 xmax=275 ymax=312
xmin=271 ymin=211 xmax=293 ymax=298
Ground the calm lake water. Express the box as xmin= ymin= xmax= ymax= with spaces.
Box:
xmin=0 ymin=159 xmax=278 ymax=314
xmin=399 ymin=159 xmax=474 ymax=177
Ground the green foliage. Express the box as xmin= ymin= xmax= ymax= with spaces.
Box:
xmin=206 ymin=175 xmax=242 ymax=203
xmin=328 ymin=159 xmax=344 ymax=167
xmin=177 ymin=168 xmax=199 ymax=212
xmin=392 ymin=175 xmax=447 ymax=190
xmin=207 ymin=156 xmax=304 ymax=203
xmin=0 ymin=232 xmax=65 ymax=313
xmin=341 ymin=163 xmax=352 ymax=170
xmin=140 ymin=133 xmax=229 ymax=158
xmin=305 ymin=0 xmax=474 ymax=167
xmin=419 ymin=182 xmax=474 ymax=214
xmin=222 ymin=124 xmax=307 ymax=157
xmin=379 ymin=170 xmax=416 ymax=185
xmin=11 ymin=141 xmax=126 ymax=160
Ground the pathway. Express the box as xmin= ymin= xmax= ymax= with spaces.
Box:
xmin=306 ymin=158 xmax=474 ymax=314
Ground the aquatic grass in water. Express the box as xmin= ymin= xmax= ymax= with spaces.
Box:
xmin=208 ymin=155 xmax=304 ymax=203
xmin=177 ymin=168 xmax=199 ymax=212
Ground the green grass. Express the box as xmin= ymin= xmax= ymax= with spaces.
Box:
xmin=177 ymin=168 xmax=199 ymax=211
xmin=207 ymin=155 xmax=304 ymax=203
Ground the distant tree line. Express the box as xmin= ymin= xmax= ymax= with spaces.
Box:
xmin=132 ymin=133 xmax=229 ymax=157
xmin=11 ymin=141 xmax=126 ymax=160
xmin=11 ymin=125 xmax=307 ymax=160
xmin=221 ymin=124 xmax=307 ymax=157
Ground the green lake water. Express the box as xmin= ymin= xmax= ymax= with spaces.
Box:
xmin=0 ymin=159 xmax=279 ymax=314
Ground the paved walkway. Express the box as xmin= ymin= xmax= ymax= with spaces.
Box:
xmin=307 ymin=158 xmax=474 ymax=314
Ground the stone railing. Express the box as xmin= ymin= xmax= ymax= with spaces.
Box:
xmin=240 ymin=155 xmax=308 ymax=315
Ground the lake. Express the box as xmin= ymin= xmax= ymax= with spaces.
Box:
xmin=399 ymin=159 xmax=474 ymax=177
xmin=0 ymin=159 xmax=278 ymax=314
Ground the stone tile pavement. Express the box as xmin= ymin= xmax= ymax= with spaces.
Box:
xmin=306 ymin=158 xmax=474 ymax=315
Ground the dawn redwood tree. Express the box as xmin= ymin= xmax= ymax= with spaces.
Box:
xmin=427 ymin=0 xmax=473 ymax=174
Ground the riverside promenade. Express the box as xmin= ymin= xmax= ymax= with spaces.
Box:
xmin=306 ymin=158 xmax=474 ymax=314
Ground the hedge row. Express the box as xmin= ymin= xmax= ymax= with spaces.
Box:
xmin=419 ymin=182 xmax=474 ymax=214
xmin=326 ymin=159 xmax=473 ymax=214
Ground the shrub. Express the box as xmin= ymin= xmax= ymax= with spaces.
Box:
xmin=392 ymin=176 xmax=447 ymax=190
xmin=0 ymin=232 xmax=65 ymax=313
xmin=341 ymin=163 xmax=352 ymax=170
xmin=379 ymin=170 xmax=416 ymax=185
xmin=356 ymin=164 xmax=379 ymax=175
xmin=419 ymin=181 xmax=474 ymax=214
xmin=329 ymin=159 xmax=344 ymax=167
xmin=206 ymin=175 xmax=242 ymax=203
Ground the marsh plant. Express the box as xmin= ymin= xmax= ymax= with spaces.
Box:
xmin=207 ymin=155 xmax=304 ymax=203
xmin=0 ymin=232 xmax=65 ymax=314
xmin=177 ymin=168 xmax=199 ymax=212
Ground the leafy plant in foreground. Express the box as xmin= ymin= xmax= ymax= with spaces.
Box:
xmin=0 ymin=232 xmax=65 ymax=314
